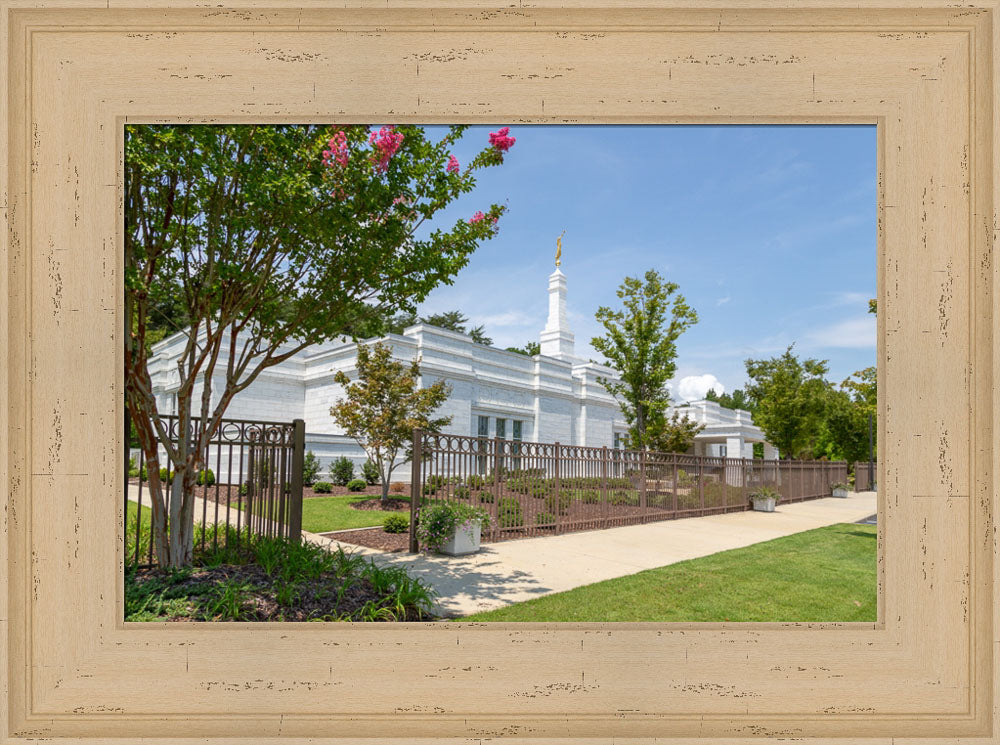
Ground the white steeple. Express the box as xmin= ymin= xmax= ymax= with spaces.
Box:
xmin=539 ymin=267 xmax=576 ymax=360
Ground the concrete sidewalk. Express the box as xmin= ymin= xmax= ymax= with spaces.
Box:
xmin=306 ymin=491 xmax=878 ymax=618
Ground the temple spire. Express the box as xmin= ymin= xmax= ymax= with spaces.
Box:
xmin=540 ymin=234 xmax=575 ymax=360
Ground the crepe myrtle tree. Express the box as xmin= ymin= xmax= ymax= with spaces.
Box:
xmin=125 ymin=123 xmax=513 ymax=567
xmin=330 ymin=342 xmax=452 ymax=502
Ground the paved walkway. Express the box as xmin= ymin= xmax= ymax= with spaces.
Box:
xmin=305 ymin=491 xmax=878 ymax=618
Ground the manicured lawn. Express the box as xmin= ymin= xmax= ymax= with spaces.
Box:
xmin=128 ymin=496 xmax=402 ymax=538
xmin=463 ymin=523 xmax=877 ymax=622
xmin=301 ymin=495 xmax=407 ymax=534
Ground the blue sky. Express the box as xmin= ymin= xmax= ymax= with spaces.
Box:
xmin=415 ymin=125 xmax=876 ymax=401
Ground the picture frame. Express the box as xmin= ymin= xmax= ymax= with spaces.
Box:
xmin=1 ymin=1 xmax=997 ymax=742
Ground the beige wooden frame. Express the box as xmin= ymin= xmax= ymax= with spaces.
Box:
xmin=1 ymin=1 xmax=997 ymax=742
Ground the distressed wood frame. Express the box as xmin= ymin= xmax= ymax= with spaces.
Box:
xmin=1 ymin=1 xmax=997 ymax=742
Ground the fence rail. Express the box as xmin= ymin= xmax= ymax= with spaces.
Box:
xmin=409 ymin=430 xmax=849 ymax=550
xmin=126 ymin=414 xmax=305 ymax=568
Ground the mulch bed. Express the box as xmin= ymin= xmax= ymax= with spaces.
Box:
xmin=322 ymin=528 xmax=413 ymax=553
xmin=129 ymin=563 xmax=431 ymax=622
xmin=348 ymin=498 xmax=410 ymax=511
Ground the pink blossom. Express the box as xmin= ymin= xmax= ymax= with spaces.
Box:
xmin=488 ymin=126 xmax=516 ymax=153
xmin=468 ymin=211 xmax=499 ymax=226
xmin=369 ymin=126 xmax=405 ymax=172
xmin=322 ymin=130 xmax=349 ymax=168
xmin=446 ymin=155 xmax=460 ymax=173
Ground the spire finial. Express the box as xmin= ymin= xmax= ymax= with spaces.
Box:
xmin=555 ymin=230 xmax=565 ymax=267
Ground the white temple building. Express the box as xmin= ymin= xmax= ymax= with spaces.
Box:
xmin=147 ymin=264 xmax=776 ymax=481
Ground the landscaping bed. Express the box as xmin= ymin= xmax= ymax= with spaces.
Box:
xmin=321 ymin=528 xmax=414 ymax=553
xmin=125 ymin=526 xmax=437 ymax=622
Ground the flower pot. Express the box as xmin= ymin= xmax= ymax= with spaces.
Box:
xmin=439 ymin=521 xmax=482 ymax=556
xmin=832 ymin=487 xmax=849 ymax=498
xmin=751 ymin=497 xmax=776 ymax=512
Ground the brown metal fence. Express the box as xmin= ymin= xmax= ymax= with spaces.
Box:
xmin=126 ymin=415 xmax=305 ymax=568
xmin=853 ymin=461 xmax=877 ymax=491
xmin=409 ymin=430 xmax=848 ymax=550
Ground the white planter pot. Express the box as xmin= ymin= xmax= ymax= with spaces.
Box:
xmin=439 ymin=521 xmax=482 ymax=556
xmin=832 ymin=487 xmax=849 ymax=498
xmin=751 ymin=497 xmax=776 ymax=512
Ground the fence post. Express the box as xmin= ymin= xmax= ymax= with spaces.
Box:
xmin=698 ymin=455 xmax=705 ymax=515
xmin=672 ymin=455 xmax=678 ymax=514
xmin=409 ymin=429 xmax=423 ymax=553
xmin=288 ymin=419 xmax=305 ymax=542
xmin=492 ymin=437 xmax=503 ymax=538
xmin=601 ymin=446 xmax=609 ymax=516
xmin=639 ymin=448 xmax=647 ymax=516
xmin=553 ymin=443 xmax=561 ymax=533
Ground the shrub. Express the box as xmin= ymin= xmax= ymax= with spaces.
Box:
xmin=427 ymin=474 xmax=448 ymax=488
xmin=313 ymin=481 xmax=333 ymax=494
xmin=535 ymin=512 xmax=557 ymax=526
xmin=466 ymin=474 xmax=487 ymax=488
xmin=390 ymin=481 xmax=407 ymax=494
xmin=498 ymin=497 xmax=524 ymax=528
xmin=453 ymin=485 xmax=470 ymax=499
xmin=128 ymin=456 xmax=139 ymax=478
xmin=139 ymin=464 xmax=147 ymax=481
xmin=750 ymin=486 xmax=780 ymax=504
xmin=362 ymin=459 xmax=380 ymax=485
xmin=196 ymin=469 xmax=216 ymax=487
xmin=477 ymin=490 xmax=494 ymax=503
xmin=383 ymin=514 xmax=410 ymax=534
xmin=579 ymin=488 xmax=601 ymax=504
xmin=416 ymin=502 xmax=490 ymax=552
xmin=239 ymin=481 xmax=250 ymax=497
xmin=509 ymin=475 xmax=548 ymax=498
xmin=544 ymin=491 xmax=572 ymax=515
xmin=331 ymin=457 xmax=355 ymax=486
xmin=347 ymin=478 xmax=367 ymax=492
xmin=302 ymin=451 xmax=320 ymax=486
xmin=423 ymin=483 xmax=437 ymax=496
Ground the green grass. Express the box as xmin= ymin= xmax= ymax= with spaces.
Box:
xmin=463 ymin=523 xmax=877 ymax=622
xmin=301 ymin=495 xmax=407 ymax=534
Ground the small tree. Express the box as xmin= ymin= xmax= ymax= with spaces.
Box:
xmin=301 ymin=451 xmax=320 ymax=486
xmin=743 ymin=345 xmax=830 ymax=459
xmin=645 ymin=411 xmax=705 ymax=454
xmin=591 ymin=269 xmax=699 ymax=449
xmin=331 ymin=342 xmax=452 ymax=501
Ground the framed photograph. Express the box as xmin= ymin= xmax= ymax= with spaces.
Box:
xmin=1 ymin=1 xmax=996 ymax=742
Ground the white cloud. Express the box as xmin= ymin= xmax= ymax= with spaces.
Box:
xmin=716 ymin=296 xmax=731 ymax=307
xmin=473 ymin=310 xmax=538 ymax=328
xmin=676 ymin=374 xmax=725 ymax=402
xmin=806 ymin=316 xmax=876 ymax=349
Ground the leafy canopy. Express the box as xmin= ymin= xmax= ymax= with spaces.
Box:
xmin=743 ymin=345 xmax=830 ymax=459
xmin=591 ymin=269 xmax=698 ymax=449
xmin=125 ymin=123 xmax=510 ymax=565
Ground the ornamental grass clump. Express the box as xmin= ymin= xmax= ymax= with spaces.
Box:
xmin=415 ymin=502 xmax=491 ymax=553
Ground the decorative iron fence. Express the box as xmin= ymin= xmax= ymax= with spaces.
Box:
xmin=408 ymin=430 xmax=849 ymax=551
xmin=126 ymin=415 xmax=305 ymax=567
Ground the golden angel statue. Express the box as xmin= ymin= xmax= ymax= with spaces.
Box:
xmin=555 ymin=230 xmax=566 ymax=267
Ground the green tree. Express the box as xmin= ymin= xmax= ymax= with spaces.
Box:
xmin=705 ymin=387 xmax=756 ymax=415
xmin=743 ymin=345 xmax=830 ymax=459
xmin=125 ymin=123 xmax=510 ymax=566
xmin=420 ymin=310 xmax=492 ymax=345
xmin=506 ymin=341 xmax=540 ymax=356
xmin=591 ymin=270 xmax=699 ymax=449
xmin=646 ymin=411 xmax=706 ymax=454
xmin=331 ymin=342 xmax=452 ymax=501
